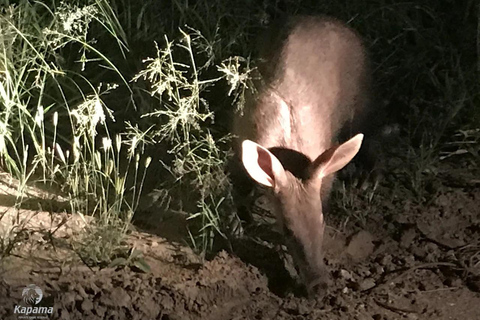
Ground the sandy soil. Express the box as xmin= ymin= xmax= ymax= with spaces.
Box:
xmin=0 ymin=156 xmax=479 ymax=320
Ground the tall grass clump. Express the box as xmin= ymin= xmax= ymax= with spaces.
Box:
xmin=133 ymin=28 xmax=256 ymax=255
xmin=0 ymin=1 xmax=149 ymax=262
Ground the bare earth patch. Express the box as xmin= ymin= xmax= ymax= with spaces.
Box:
xmin=1 ymin=160 xmax=479 ymax=320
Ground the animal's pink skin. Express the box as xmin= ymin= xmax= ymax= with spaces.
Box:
xmin=233 ymin=16 xmax=369 ymax=296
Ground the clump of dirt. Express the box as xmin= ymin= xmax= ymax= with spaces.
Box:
xmin=1 ymin=241 xmax=270 ymax=320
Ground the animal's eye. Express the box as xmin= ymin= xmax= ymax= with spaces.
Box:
xmin=283 ymin=225 xmax=294 ymax=238
xmin=283 ymin=228 xmax=307 ymax=262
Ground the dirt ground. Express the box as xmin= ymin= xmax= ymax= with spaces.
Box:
xmin=1 ymin=154 xmax=479 ymax=320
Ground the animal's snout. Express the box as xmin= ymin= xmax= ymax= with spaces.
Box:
xmin=284 ymin=226 xmax=328 ymax=295
xmin=307 ymin=276 xmax=330 ymax=299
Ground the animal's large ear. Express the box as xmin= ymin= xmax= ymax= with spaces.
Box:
xmin=241 ymin=140 xmax=286 ymax=188
xmin=311 ymin=134 xmax=364 ymax=178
